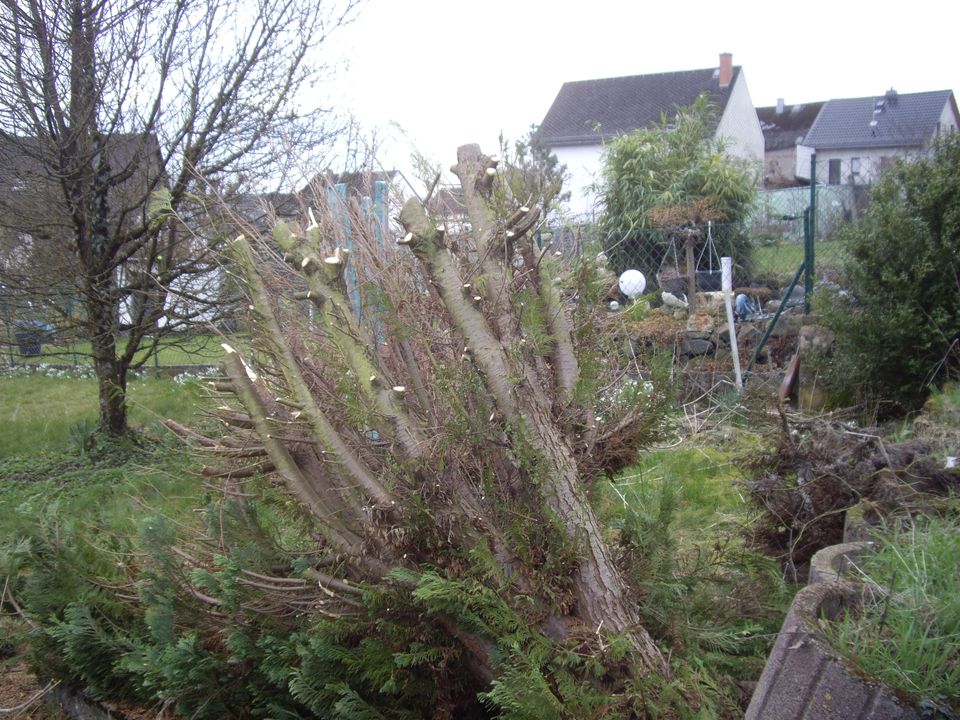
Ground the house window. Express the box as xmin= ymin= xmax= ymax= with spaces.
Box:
xmin=828 ymin=159 xmax=841 ymax=185
xmin=851 ymin=157 xmax=861 ymax=175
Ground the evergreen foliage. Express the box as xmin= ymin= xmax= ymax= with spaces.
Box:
xmin=813 ymin=134 xmax=960 ymax=416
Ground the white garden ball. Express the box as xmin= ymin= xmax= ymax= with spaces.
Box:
xmin=618 ymin=269 xmax=646 ymax=298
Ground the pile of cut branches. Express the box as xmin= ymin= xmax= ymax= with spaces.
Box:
xmin=743 ymin=410 xmax=958 ymax=577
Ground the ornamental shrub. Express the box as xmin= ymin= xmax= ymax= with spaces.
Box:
xmin=814 ymin=134 xmax=960 ymax=416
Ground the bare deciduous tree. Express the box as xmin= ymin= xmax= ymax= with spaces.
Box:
xmin=0 ymin=0 xmax=357 ymax=434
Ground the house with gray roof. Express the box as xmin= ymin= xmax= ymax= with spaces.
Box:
xmin=756 ymin=100 xmax=825 ymax=187
xmin=797 ymin=89 xmax=959 ymax=185
xmin=539 ymin=53 xmax=764 ymax=217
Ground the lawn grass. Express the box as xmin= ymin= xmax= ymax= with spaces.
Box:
xmin=0 ymin=372 xmax=208 ymax=457
xmin=2 ymin=332 xmax=236 ymax=368
xmin=0 ymin=372 xmax=213 ymax=671
xmin=751 ymin=239 xmax=844 ymax=278
xmin=0 ymin=434 xmax=210 ymax=663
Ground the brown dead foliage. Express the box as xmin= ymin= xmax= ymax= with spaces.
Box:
xmin=628 ymin=312 xmax=685 ymax=346
xmin=741 ymin=410 xmax=959 ymax=579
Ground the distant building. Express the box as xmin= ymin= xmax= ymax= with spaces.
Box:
xmin=798 ymin=89 xmax=959 ymax=185
xmin=539 ymin=53 xmax=764 ymax=217
xmin=756 ymin=100 xmax=825 ymax=187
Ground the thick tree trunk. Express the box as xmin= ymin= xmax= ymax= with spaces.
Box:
xmin=86 ymin=273 xmax=127 ymax=436
xmin=526 ymin=401 xmax=668 ymax=674
xmin=397 ymin=146 xmax=668 ymax=676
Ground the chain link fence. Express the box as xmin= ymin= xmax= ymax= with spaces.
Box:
xmin=0 ymin=300 xmax=226 ymax=371
xmin=537 ymin=155 xmax=877 ymax=390
xmin=3 ymin=156 xmax=873 ymax=373
xmin=547 ymin=159 xmax=863 ymax=300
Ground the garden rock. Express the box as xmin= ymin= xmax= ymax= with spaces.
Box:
xmin=799 ymin=324 xmax=835 ymax=354
xmin=685 ymin=312 xmax=716 ymax=339
xmin=736 ymin=324 xmax=762 ymax=348
xmin=783 ymin=284 xmax=806 ymax=304
xmin=681 ymin=338 xmax=715 ymax=357
xmin=768 ymin=312 xmax=803 ymax=338
xmin=694 ymin=291 xmax=726 ymax=314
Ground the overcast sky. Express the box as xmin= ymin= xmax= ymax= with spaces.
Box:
xmin=318 ymin=0 xmax=958 ymax=185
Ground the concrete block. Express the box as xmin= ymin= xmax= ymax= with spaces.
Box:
xmin=746 ymin=580 xmax=919 ymax=720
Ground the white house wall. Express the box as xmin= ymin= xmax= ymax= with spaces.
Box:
xmin=715 ymin=70 xmax=764 ymax=175
xmin=552 ymin=144 xmax=605 ymax=220
xmin=799 ymin=146 xmax=921 ymax=186
xmin=795 ymin=144 xmax=814 ymax=181
xmin=937 ymin=101 xmax=959 ymax=135
xmin=552 ymin=72 xmax=765 ymax=219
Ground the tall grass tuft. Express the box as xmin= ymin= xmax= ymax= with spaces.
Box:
xmin=830 ymin=515 xmax=960 ymax=715
xmin=594 ymin=443 xmax=793 ymax=683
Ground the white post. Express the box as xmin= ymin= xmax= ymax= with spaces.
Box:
xmin=722 ymin=257 xmax=743 ymax=389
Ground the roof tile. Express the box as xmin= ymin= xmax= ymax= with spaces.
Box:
xmin=803 ymin=90 xmax=954 ymax=150
xmin=539 ymin=67 xmax=741 ymax=146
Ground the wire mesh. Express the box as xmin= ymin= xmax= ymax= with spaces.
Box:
xmin=546 ymin=155 xmax=865 ymax=298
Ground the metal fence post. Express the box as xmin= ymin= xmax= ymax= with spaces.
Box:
xmin=803 ymin=208 xmax=812 ymax=314
xmin=373 ymin=180 xmax=387 ymax=243
xmin=805 ymin=153 xmax=817 ymax=313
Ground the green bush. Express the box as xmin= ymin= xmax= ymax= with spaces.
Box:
xmin=597 ymin=95 xmax=757 ymax=281
xmin=813 ymin=135 xmax=960 ymax=416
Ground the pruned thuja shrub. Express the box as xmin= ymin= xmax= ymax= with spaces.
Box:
xmin=88 ymin=143 xmax=694 ymax=718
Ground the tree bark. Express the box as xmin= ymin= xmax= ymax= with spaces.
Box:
xmin=87 ymin=271 xmax=127 ymax=436
xmin=0 ymin=0 xmax=357 ymax=437
xmin=398 ymin=145 xmax=669 ymax=676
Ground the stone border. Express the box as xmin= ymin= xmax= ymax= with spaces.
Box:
xmin=807 ymin=541 xmax=873 ymax=585
xmin=745 ymin=542 xmax=919 ymax=719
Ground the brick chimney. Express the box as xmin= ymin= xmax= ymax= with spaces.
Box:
xmin=719 ymin=53 xmax=733 ymax=88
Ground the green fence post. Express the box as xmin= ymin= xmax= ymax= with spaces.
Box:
xmin=748 ymin=260 xmax=806 ymax=373
xmin=805 ymin=153 xmax=816 ymax=313
xmin=803 ymin=208 xmax=812 ymax=314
